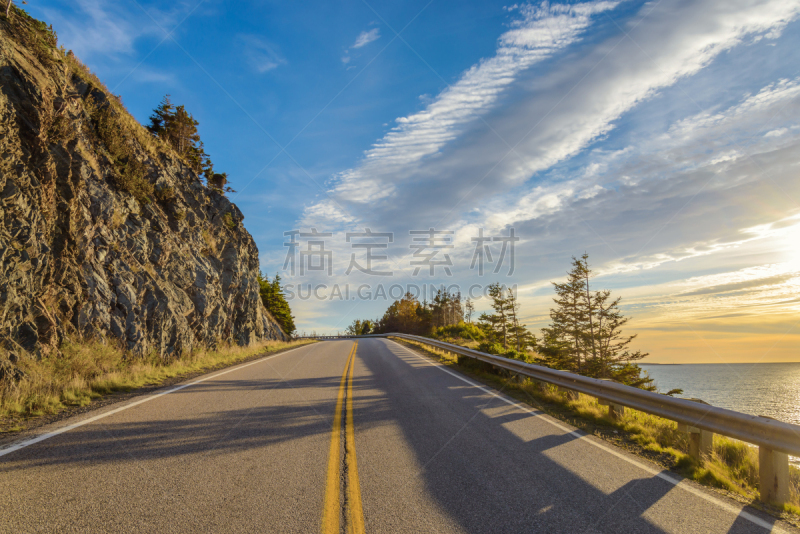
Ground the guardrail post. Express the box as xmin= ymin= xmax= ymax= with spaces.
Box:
xmin=677 ymin=423 xmax=713 ymax=461
xmin=675 ymin=399 xmax=713 ymax=463
xmin=557 ymin=386 xmax=579 ymax=401
xmin=598 ymin=398 xmax=625 ymax=420
xmin=596 ymin=380 xmax=624 ymax=420
xmin=759 ymin=446 xmax=790 ymax=505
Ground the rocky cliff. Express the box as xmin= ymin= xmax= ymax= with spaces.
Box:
xmin=0 ymin=10 xmax=285 ymax=361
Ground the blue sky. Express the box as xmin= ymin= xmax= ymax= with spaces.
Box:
xmin=31 ymin=0 xmax=800 ymax=362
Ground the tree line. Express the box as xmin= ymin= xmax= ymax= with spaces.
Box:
xmin=346 ymin=254 xmax=653 ymax=389
xmin=146 ymin=95 xmax=234 ymax=193
xmin=350 ymin=287 xmax=465 ymax=336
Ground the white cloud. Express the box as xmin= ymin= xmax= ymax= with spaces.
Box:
xmin=239 ymin=35 xmax=286 ymax=73
xmin=288 ymin=0 xmax=800 ymax=334
xmin=765 ymin=127 xmax=788 ymax=137
xmin=637 ymin=262 xmax=800 ymax=325
xmin=36 ymin=0 xmax=145 ymax=58
xmin=32 ymin=0 xmax=205 ymax=61
xmin=306 ymin=0 xmax=800 ymax=235
xmin=307 ymin=0 xmax=620 ymax=223
xmin=666 ymin=79 xmax=800 ymax=142
xmin=352 ymin=28 xmax=381 ymax=49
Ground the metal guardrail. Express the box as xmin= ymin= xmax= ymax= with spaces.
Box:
xmin=303 ymin=333 xmax=800 ymax=456
xmin=301 ymin=332 xmax=800 ymax=504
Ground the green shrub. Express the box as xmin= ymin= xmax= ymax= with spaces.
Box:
xmin=475 ymin=341 xmax=531 ymax=362
xmin=154 ymin=186 xmax=176 ymax=205
xmin=456 ymin=354 xmax=496 ymax=374
xmin=3 ymin=6 xmax=60 ymax=67
xmin=434 ymin=321 xmax=484 ymax=341
xmin=222 ymin=212 xmax=237 ymax=230
xmin=83 ymin=96 xmax=153 ymax=204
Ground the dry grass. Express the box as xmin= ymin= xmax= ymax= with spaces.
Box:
xmin=393 ymin=337 xmax=800 ymax=517
xmin=0 ymin=338 xmax=314 ymax=422
xmin=66 ymin=55 xmax=165 ymax=160
xmin=201 ymin=228 xmax=218 ymax=256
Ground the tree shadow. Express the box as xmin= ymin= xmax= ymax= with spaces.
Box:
xmin=0 ymin=339 xmax=782 ymax=533
xmin=0 ymin=374 xmax=387 ymax=473
xmin=726 ymin=509 xmax=777 ymax=533
xmin=354 ymin=339 xmax=779 ymax=534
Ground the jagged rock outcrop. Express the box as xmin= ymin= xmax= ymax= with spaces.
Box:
xmin=0 ymin=12 xmax=285 ymax=360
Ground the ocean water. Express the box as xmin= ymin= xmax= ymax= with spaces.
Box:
xmin=641 ymin=362 xmax=800 ymax=465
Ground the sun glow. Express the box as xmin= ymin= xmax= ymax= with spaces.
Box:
xmin=782 ymin=221 xmax=800 ymax=270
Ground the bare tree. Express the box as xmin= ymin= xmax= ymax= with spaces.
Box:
xmin=507 ymin=288 xmax=521 ymax=352
xmin=6 ymin=1 xmax=13 ymax=19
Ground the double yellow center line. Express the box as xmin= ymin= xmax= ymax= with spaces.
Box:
xmin=321 ymin=342 xmax=365 ymax=534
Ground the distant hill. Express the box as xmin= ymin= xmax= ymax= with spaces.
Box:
xmin=0 ymin=8 xmax=285 ymax=363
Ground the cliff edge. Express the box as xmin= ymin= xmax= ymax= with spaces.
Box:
xmin=0 ymin=10 xmax=285 ymax=361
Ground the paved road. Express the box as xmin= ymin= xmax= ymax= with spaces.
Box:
xmin=0 ymin=339 xmax=795 ymax=533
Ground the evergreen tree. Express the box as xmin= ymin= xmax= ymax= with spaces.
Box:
xmin=542 ymin=254 xmax=652 ymax=388
xmin=541 ymin=256 xmax=589 ymax=372
xmin=258 ymin=272 xmax=296 ymax=336
xmin=430 ymin=287 xmax=463 ymax=328
xmin=478 ymin=283 xmax=511 ymax=348
xmin=147 ymin=95 xmax=213 ymax=179
xmin=506 ymin=287 xmax=537 ymax=353
xmin=345 ymin=319 xmax=373 ymax=335
xmin=478 ymin=284 xmax=536 ymax=355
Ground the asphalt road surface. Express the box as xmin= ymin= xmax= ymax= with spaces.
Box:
xmin=1 ymin=339 xmax=796 ymax=533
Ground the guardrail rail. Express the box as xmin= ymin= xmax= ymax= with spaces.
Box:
xmin=300 ymin=333 xmax=800 ymax=505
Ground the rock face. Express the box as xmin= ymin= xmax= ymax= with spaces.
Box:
xmin=0 ymin=15 xmax=285 ymax=360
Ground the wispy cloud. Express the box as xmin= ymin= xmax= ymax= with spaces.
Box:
xmin=35 ymin=0 xmax=148 ymax=59
xmin=352 ymin=28 xmax=381 ymax=49
xmin=286 ymin=0 xmax=800 ymax=343
xmin=32 ymin=0 xmax=206 ymax=60
xmin=305 ymin=0 xmax=800 ymax=236
xmin=239 ymin=35 xmax=286 ymax=73
xmin=342 ymin=27 xmax=382 ymax=64
xmin=315 ymin=0 xmax=620 ymax=219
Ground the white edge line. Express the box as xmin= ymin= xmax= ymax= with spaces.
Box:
xmin=389 ymin=339 xmax=788 ymax=534
xmin=0 ymin=344 xmax=313 ymax=459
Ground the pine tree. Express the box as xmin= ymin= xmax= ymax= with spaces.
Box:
xmin=506 ymin=287 xmax=536 ymax=353
xmin=345 ymin=319 xmax=373 ymax=335
xmin=428 ymin=287 xmax=463 ymax=328
xmin=478 ymin=283 xmax=511 ymax=348
xmin=147 ymin=95 xmax=213 ymax=179
xmin=542 ymin=254 xmax=652 ymax=388
xmin=541 ymin=256 xmax=589 ymax=372
xmin=258 ymin=272 xmax=296 ymax=336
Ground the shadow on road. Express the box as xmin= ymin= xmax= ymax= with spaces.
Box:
xmin=0 ymin=339 xmax=780 ymax=534
xmin=0 ymin=373 xmax=389 ymax=473
xmin=353 ymin=339 xmax=778 ymax=534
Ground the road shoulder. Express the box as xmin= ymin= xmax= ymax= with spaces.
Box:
xmin=0 ymin=340 xmax=317 ymax=450
xmin=388 ymin=336 xmax=800 ymax=532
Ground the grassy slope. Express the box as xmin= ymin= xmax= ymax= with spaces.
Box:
xmin=0 ymin=339 xmax=315 ymax=431
xmin=392 ymin=336 xmax=800 ymax=523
